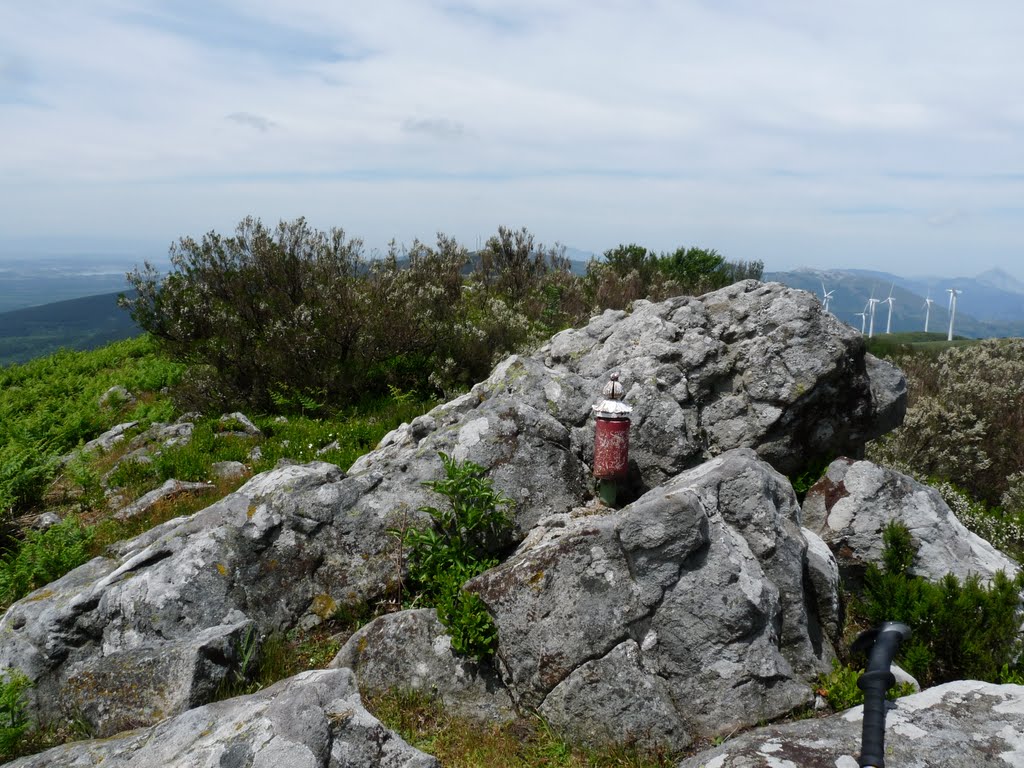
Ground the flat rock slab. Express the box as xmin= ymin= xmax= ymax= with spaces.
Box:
xmin=677 ymin=680 xmax=1024 ymax=768
xmin=5 ymin=668 xmax=438 ymax=768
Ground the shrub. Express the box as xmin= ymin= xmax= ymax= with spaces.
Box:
xmin=814 ymin=659 xmax=915 ymax=712
xmin=124 ymin=219 xmax=751 ymax=410
xmin=858 ymin=521 xmax=1024 ymax=686
xmin=868 ymin=338 xmax=1024 ymax=506
xmin=122 ymin=217 xmax=369 ymax=411
xmin=397 ymin=453 xmax=514 ymax=660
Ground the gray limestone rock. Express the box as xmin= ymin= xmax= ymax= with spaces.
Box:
xmin=0 ymin=461 xmax=403 ymax=735
xmin=802 ymin=527 xmax=842 ymax=644
xmin=0 ymin=283 xmax=904 ymax=745
xmin=127 ymin=420 xmax=196 ymax=451
xmin=81 ymin=421 xmax=138 ymax=453
xmin=468 ymin=449 xmax=835 ymax=748
xmin=218 ymin=411 xmax=263 ymax=437
xmin=540 ymin=639 xmax=691 ymax=752
xmin=98 ymin=385 xmax=135 ymax=410
xmin=111 ymin=478 xmax=216 ymax=521
xmin=332 ymin=608 xmax=516 ymax=723
xmin=211 ymin=460 xmax=249 ymax=481
xmin=5 ymin=668 xmax=438 ymax=768
xmin=676 ymin=680 xmax=1024 ymax=768
xmin=803 ymin=458 xmax=1019 ymax=586
xmin=540 ymin=282 xmax=906 ymax=490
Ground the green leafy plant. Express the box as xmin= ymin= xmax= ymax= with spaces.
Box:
xmin=105 ymin=457 xmax=158 ymax=491
xmin=857 ymin=520 xmax=1024 ymax=686
xmin=397 ymin=453 xmax=513 ymax=660
xmin=814 ymin=659 xmax=915 ymax=712
xmin=788 ymin=455 xmax=835 ymax=502
xmin=0 ymin=668 xmax=33 ymax=758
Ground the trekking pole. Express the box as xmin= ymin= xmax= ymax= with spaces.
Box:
xmin=851 ymin=621 xmax=912 ymax=768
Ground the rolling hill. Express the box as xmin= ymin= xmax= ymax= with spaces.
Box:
xmin=0 ymin=291 xmax=141 ymax=366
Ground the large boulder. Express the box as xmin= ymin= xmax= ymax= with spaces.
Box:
xmin=0 ymin=462 xmax=397 ymax=736
xmin=354 ymin=280 xmax=907 ymax=532
xmin=803 ymin=458 xmax=1020 ymax=586
xmin=4 ymin=668 xmax=438 ymax=768
xmin=467 ymin=449 xmax=837 ymax=750
xmin=538 ymin=281 xmax=906 ymax=490
xmin=677 ymin=680 xmax=1024 ymax=767
xmin=0 ymin=282 xmax=902 ymax=738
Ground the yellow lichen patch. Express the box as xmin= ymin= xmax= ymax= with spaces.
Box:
xmin=310 ymin=593 xmax=337 ymax=619
xmin=216 ymin=563 xmax=228 ymax=576
xmin=528 ymin=570 xmax=547 ymax=592
xmin=247 ymin=504 xmax=257 ymax=518
xmin=23 ymin=589 xmax=55 ymax=603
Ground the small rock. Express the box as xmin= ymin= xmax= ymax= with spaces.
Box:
xmin=82 ymin=421 xmax=139 ymax=453
xmin=210 ymin=461 xmax=248 ymax=482
xmin=98 ymin=385 xmax=135 ymax=409
xmin=31 ymin=512 xmax=62 ymax=531
xmin=316 ymin=440 xmax=341 ymax=456
xmin=333 ymin=609 xmax=516 ymax=724
xmin=113 ymin=479 xmax=216 ymax=521
xmin=217 ymin=412 xmax=261 ymax=437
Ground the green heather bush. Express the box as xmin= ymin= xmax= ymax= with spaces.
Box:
xmin=858 ymin=521 xmax=1024 ymax=686
xmin=584 ymin=243 xmax=763 ymax=311
xmin=124 ymin=217 xmax=755 ymax=411
xmin=397 ymin=453 xmax=514 ymax=660
xmin=868 ymin=338 xmax=1024 ymax=507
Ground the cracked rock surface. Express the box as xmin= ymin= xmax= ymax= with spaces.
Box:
xmin=677 ymin=680 xmax=1024 ymax=767
xmin=0 ymin=281 xmax=905 ymax=745
xmin=803 ymin=457 xmax=1020 ymax=588
xmin=4 ymin=668 xmax=438 ymax=768
xmin=467 ymin=449 xmax=836 ymax=749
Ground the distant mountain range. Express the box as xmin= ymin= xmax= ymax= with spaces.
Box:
xmin=3 ymin=260 xmax=1021 ymax=368
xmin=763 ymin=267 xmax=1024 ymax=339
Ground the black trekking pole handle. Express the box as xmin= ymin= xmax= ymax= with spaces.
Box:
xmin=851 ymin=622 xmax=912 ymax=768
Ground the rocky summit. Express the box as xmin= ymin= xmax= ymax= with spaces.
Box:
xmin=6 ymin=279 xmax=1014 ymax=766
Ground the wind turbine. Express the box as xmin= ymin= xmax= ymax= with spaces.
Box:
xmin=883 ymin=284 xmax=896 ymax=334
xmin=947 ymin=288 xmax=961 ymax=341
xmin=855 ymin=310 xmax=867 ymax=334
xmin=866 ymin=290 xmax=880 ymax=338
xmin=923 ymin=292 xmax=934 ymax=333
xmin=821 ymin=281 xmax=835 ymax=314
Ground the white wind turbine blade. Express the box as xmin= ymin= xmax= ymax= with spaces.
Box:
xmin=947 ymin=288 xmax=960 ymax=341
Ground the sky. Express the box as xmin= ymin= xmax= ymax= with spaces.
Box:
xmin=1 ymin=1 xmax=1022 ymax=279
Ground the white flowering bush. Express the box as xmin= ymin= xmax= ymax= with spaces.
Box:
xmin=868 ymin=339 xmax=1024 ymax=506
xmin=867 ymin=338 xmax=1024 ymax=560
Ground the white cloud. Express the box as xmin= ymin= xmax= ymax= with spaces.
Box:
xmin=0 ymin=0 xmax=1022 ymax=277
